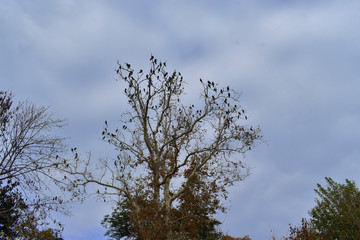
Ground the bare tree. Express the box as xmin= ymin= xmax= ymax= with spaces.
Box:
xmin=0 ymin=91 xmax=68 ymax=213
xmin=67 ymin=57 xmax=262 ymax=239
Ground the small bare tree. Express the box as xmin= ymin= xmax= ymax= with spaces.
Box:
xmin=67 ymin=57 xmax=261 ymax=239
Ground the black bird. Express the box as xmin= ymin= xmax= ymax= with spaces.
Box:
xmin=126 ymin=63 xmax=131 ymax=68
xmin=200 ymin=78 xmax=203 ymax=83
xmin=227 ymin=86 xmax=230 ymax=91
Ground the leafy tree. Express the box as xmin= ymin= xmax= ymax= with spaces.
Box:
xmin=102 ymin=172 xmax=223 ymax=240
xmin=68 ymin=56 xmax=261 ymax=239
xmin=0 ymin=181 xmax=25 ymax=238
xmin=0 ymin=180 xmax=63 ymax=239
xmin=283 ymin=218 xmax=329 ymax=240
xmin=102 ymin=202 xmax=135 ymax=240
xmin=171 ymin=168 xmax=223 ymax=240
xmin=309 ymin=177 xmax=360 ymax=239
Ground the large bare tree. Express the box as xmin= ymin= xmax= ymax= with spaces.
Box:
xmin=67 ymin=57 xmax=261 ymax=239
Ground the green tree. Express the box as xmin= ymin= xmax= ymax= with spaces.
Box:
xmin=283 ymin=218 xmax=329 ymax=240
xmin=68 ymin=56 xmax=261 ymax=239
xmin=102 ymin=202 xmax=136 ymax=240
xmin=0 ymin=180 xmax=63 ymax=239
xmin=309 ymin=177 xmax=360 ymax=239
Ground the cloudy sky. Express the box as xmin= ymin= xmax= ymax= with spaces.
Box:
xmin=2 ymin=1 xmax=360 ymax=239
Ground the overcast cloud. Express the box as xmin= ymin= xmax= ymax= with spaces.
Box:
xmin=2 ymin=1 xmax=360 ymax=239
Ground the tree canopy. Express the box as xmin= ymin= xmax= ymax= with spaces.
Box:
xmin=309 ymin=177 xmax=360 ymax=239
xmin=66 ymin=56 xmax=261 ymax=239
xmin=283 ymin=177 xmax=360 ymax=240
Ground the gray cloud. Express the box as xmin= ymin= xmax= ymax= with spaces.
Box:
xmin=2 ymin=1 xmax=360 ymax=239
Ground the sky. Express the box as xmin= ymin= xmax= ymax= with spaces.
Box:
xmin=2 ymin=0 xmax=360 ymax=239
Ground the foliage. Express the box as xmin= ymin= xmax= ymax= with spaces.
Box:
xmin=283 ymin=218 xmax=328 ymax=240
xmin=102 ymin=173 xmax=223 ymax=240
xmin=171 ymin=169 xmax=223 ymax=240
xmin=309 ymin=177 xmax=360 ymax=239
xmin=0 ymin=181 xmax=26 ymax=238
xmin=68 ymin=56 xmax=261 ymax=239
xmin=222 ymin=235 xmax=251 ymax=240
xmin=102 ymin=203 xmax=135 ymax=240
xmin=0 ymin=180 xmax=63 ymax=240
